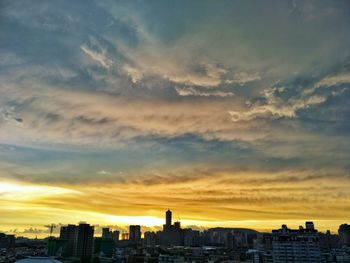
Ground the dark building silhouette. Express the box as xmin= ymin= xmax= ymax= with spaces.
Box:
xmin=76 ymin=223 xmax=94 ymax=261
xmin=59 ymin=224 xmax=78 ymax=257
xmin=159 ymin=209 xmax=183 ymax=246
xmin=144 ymin=231 xmax=157 ymax=247
xmin=166 ymin=209 xmax=172 ymax=227
xmin=183 ymin=228 xmax=201 ymax=247
xmin=0 ymin=233 xmax=15 ymax=249
xmin=102 ymin=227 xmax=111 ymax=239
xmin=59 ymin=223 xmax=94 ymax=261
xmin=339 ymin=224 xmax=350 ymax=247
xmin=129 ymin=225 xmax=142 ymax=244
xmin=112 ymin=230 xmax=120 ymax=244
xmin=319 ymin=230 xmax=340 ymax=252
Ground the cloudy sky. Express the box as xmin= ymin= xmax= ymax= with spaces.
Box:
xmin=1 ymin=0 xmax=350 ymax=235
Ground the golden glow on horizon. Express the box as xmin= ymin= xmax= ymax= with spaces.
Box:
xmin=1 ymin=169 xmax=350 ymax=238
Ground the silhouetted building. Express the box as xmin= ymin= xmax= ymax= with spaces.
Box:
xmin=174 ymin=221 xmax=180 ymax=229
xmin=144 ymin=231 xmax=157 ymax=247
xmin=59 ymin=224 xmax=78 ymax=257
xmin=129 ymin=225 xmax=141 ymax=244
xmin=60 ymin=223 xmax=94 ymax=260
xmin=319 ymin=230 xmax=340 ymax=252
xmin=272 ymin=222 xmax=321 ymax=263
xmin=102 ymin=227 xmax=111 ymax=239
xmin=166 ymin=209 xmax=172 ymax=228
xmin=183 ymin=229 xmax=201 ymax=247
xmin=112 ymin=230 xmax=120 ymax=244
xmin=76 ymin=223 xmax=94 ymax=261
xmin=339 ymin=224 xmax=350 ymax=247
xmin=0 ymin=233 xmax=15 ymax=249
xmin=159 ymin=210 xmax=183 ymax=246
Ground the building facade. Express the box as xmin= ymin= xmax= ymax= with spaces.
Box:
xmin=272 ymin=222 xmax=321 ymax=263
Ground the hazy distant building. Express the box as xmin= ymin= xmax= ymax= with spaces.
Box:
xmin=121 ymin=232 xmax=129 ymax=240
xmin=129 ymin=225 xmax=142 ymax=244
xmin=272 ymin=222 xmax=321 ymax=263
xmin=204 ymin=227 xmax=258 ymax=248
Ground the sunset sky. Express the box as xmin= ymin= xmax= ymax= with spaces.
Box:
xmin=1 ymin=0 xmax=350 ymax=236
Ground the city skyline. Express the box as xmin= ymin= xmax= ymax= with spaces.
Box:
xmin=1 ymin=0 xmax=350 ymax=236
xmin=0 ymin=209 xmax=348 ymax=239
xmin=2 ymin=209 xmax=350 ymax=262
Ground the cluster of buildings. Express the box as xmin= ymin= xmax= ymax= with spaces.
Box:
xmin=0 ymin=211 xmax=349 ymax=262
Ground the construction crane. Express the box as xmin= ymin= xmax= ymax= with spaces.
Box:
xmin=45 ymin=224 xmax=56 ymax=239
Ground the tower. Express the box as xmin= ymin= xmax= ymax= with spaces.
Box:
xmin=166 ymin=209 xmax=172 ymax=226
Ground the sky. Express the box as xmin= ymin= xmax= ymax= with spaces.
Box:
xmin=1 ymin=0 xmax=350 ymax=236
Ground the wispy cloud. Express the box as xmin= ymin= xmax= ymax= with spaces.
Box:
xmin=80 ymin=45 xmax=114 ymax=69
xmin=175 ymin=87 xmax=234 ymax=97
xmin=97 ymin=170 xmax=111 ymax=175
xmin=229 ymin=71 xmax=350 ymax=122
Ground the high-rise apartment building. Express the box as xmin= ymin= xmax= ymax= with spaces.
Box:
xmin=76 ymin=223 xmax=94 ymax=261
xmin=129 ymin=225 xmax=141 ymax=243
xmin=272 ymin=222 xmax=321 ymax=263
xmin=60 ymin=223 xmax=94 ymax=260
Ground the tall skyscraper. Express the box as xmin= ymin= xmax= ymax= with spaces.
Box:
xmin=166 ymin=209 xmax=172 ymax=227
xmin=160 ymin=209 xmax=183 ymax=246
xmin=76 ymin=223 xmax=94 ymax=261
xmin=59 ymin=224 xmax=78 ymax=257
xmin=129 ymin=225 xmax=141 ymax=243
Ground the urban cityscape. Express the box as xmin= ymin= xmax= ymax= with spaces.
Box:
xmin=0 ymin=210 xmax=349 ymax=263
